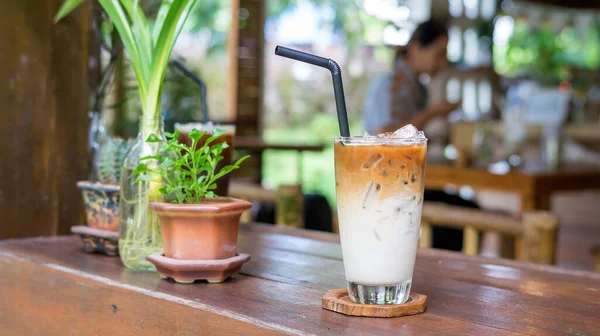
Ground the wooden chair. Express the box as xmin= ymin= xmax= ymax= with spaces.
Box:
xmin=419 ymin=202 xmax=559 ymax=265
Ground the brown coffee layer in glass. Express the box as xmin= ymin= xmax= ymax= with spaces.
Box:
xmin=334 ymin=142 xmax=426 ymax=202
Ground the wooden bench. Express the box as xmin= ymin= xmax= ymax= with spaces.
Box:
xmin=420 ymin=202 xmax=559 ymax=265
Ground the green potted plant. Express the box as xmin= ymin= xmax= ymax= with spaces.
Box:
xmin=56 ymin=0 xmax=202 ymax=270
xmin=74 ymin=137 xmax=133 ymax=255
xmin=133 ymin=128 xmax=251 ymax=283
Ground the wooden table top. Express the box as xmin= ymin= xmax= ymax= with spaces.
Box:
xmin=235 ymin=136 xmax=325 ymax=152
xmin=1 ymin=224 xmax=599 ymax=335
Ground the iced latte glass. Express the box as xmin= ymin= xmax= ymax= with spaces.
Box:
xmin=334 ymin=125 xmax=427 ymax=304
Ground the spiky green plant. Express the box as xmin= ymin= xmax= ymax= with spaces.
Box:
xmin=96 ymin=137 xmax=133 ymax=185
xmin=55 ymin=0 xmax=198 ymax=138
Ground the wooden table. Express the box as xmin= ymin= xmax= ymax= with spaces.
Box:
xmin=425 ymin=164 xmax=600 ymax=211
xmin=2 ymin=224 xmax=599 ymax=335
xmin=235 ymin=136 xmax=325 ymax=184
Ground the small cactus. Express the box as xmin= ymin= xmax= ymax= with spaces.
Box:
xmin=96 ymin=137 xmax=133 ymax=185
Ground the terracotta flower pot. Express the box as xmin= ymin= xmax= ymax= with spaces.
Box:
xmin=150 ymin=197 xmax=252 ymax=260
xmin=77 ymin=181 xmax=120 ymax=232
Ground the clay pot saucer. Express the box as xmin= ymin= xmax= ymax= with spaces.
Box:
xmin=146 ymin=252 xmax=251 ymax=284
xmin=71 ymin=225 xmax=119 ymax=256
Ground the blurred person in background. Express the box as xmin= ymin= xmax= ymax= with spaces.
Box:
xmin=363 ymin=19 xmax=473 ymax=251
xmin=363 ymin=19 xmax=459 ymax=134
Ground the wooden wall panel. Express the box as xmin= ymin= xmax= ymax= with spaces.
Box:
xmin=0 ymin=1 xmax=90 ymax=238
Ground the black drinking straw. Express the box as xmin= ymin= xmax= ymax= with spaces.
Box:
xmin=171 ymin=60 xmax=209 ymax=124
xmin=274 ymin=46 xmax=351 ymax=137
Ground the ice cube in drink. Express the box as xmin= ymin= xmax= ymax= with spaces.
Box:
xmin=334 ymin=125 xmax=427 ymax=304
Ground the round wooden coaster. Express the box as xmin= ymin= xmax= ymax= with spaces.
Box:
xmin=322 ymin=288 xmax=427 ymax=318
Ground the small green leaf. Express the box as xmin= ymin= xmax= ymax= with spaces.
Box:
xmin=211 ymin=146 xmax=224 ymax=156
xmin=234 ymin=155 xmax=251 ymax=166
xmin=204 ymin=133 xmax=221 ymax=146
xmin=159 ymin=186 xmax=169 ymax=195
xmin=160 ymin=157 xmax=174 ymax=168
xmin=140 ymin=155 xmax=161 ymax=161
xmin=204 ymin=191 xmax=216 ymax=198
xmin=164 ymin=130 xmax=179 ymax=140
xmin=54 ymin=0 xmax=86 ymax=23
xmin=146 ymin=134 xmax=163 ymax=143
xmin=129 ymin=163 xmax=148 ymax=177
xmin=212 ymin=128 xmax=225 ymax=137
xmin=188 ymin=128 xmax=206 ymax=143
xmin=133 ymin=174 xmax=152 ymax=183
xmin=212 ymin=165 xmax=235 ymax=181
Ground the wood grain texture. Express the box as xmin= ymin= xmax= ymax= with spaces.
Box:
xmin=1 ymin=225 xmax=599 ymax=335
xmin=0 ymin=0 xmax=90 ymax=238
xmin=0 ymin=252 xmax=282 ymax=336
xmin=322 ymin=289 xmax=427 ymax=318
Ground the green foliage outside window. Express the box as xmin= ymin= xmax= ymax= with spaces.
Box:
xmin=494 ymin=19 xmax=600 ymax=87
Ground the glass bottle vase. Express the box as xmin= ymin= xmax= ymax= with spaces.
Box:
xmin=119 ymin=120 xmax=166 ymax=271
xmin=88 ymin=110 xmax=108 ymax=180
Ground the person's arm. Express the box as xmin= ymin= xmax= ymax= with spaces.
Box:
xmin=375 ymin=101 xmax=461 ymax=134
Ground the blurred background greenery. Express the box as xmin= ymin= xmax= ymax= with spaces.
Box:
xmin=103 ymin=0 xmax=600 ymax=208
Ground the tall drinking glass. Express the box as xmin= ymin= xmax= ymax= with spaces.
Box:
xmin=334 ymin=133 xmax=427 ymax=304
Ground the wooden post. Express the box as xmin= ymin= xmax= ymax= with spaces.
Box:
xmin=228 ymin=0 xmax=266 ymax=184
xmin=240 ymin=207 xmax=253 ymax=223
xmin=0 ymin=0 xmax=91 ymax=238
xmin=332 ymin=212 xmax=339 ymax=234
xmin=521 ymin=212 xmax=559 ymax=265
xmin=592 ymin=247 xmax=600 ymax=272
xmin=463 ymin=226 xmax=479 ymax=256
xmin=454 ymin=148 xmax=471 ymax=168
xmin=419 ymin=221 xmax=432 ymax=248
xmin=276 ymin=185 xmax=304 ymax=228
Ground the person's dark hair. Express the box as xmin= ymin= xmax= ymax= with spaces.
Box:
xmin=396 ymin=19 xmax=448 ymax=59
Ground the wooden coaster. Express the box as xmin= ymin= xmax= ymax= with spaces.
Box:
xmin=322 ymin=288 xmax=427 ymax=318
